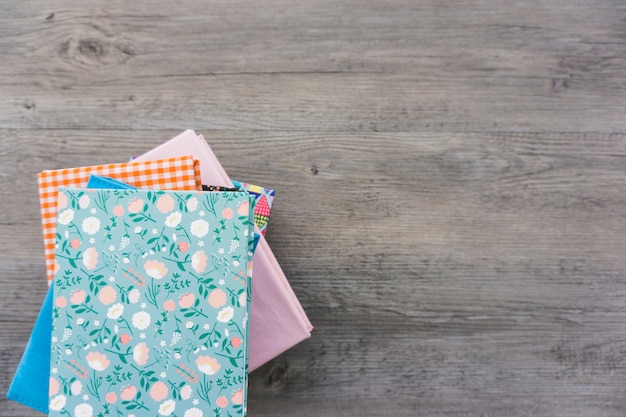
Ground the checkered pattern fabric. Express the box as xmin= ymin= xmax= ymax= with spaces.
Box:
xmin=38 ymin=156 xmax=202 ymax=283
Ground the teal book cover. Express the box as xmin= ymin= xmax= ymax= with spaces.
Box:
xmin=50 ymin=188 xmax=254 ymax=417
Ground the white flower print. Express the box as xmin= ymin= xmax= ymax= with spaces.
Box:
xmin=180 ymin=384 xmax=192 ymax=400
xmin=158 ymin=399 xmax=176 ymax=416
xmin=217 ymin=306 xmax=234 ymax=323
xmin=165 ymin=211 xmax=182 ymax=228
xmin=190 ymin=219 xmax=209 ymax=238
xmin=70 ymin=380 xmax=82 ymax=395
xmin=78 ymin=194 xmax=90 ymax=209
xmin=106 ymin=303 xmax=124 ymax=320
xmin=82 ymin=216 xmax=101 ymax=235
xmin=49 ymin=395 xmax=66 ymax=411
xmin=184 ymin=408 xmax=203 ymax=417
xmin=128 ymin=288 xmax=140 ymax=303
xmin=58 ymin=209 xmax=74 ymax=225
xmin=74 ymin=402 xmax=93 ymax=417
xmin=186 ymin=197 xmax=198 ymax=212
xmin=131 ymin=311 xmax=151 ymax=330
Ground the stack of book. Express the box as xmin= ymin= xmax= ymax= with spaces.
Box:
xmin=8 ymin=130 xmax=313 ymax=417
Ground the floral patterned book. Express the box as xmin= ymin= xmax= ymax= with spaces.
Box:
xmin=49 ymin=187 xmax=254 ymax=417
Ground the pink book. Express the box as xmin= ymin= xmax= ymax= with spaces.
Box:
xmin=134 ymin=130 xmax=312 ymax=371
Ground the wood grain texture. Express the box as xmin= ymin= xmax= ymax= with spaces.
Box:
xmin=1 ymin=1 xmax=626 ymax=416
xmin=1 ymin=0 xmax=626 ymax=131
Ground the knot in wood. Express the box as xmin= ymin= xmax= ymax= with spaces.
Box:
xmin=59 ymin=36 xmax=134 ymax=68
xmin=265 ymin=365 xmax=287 ymax=387
xmin=78 ymin=39 xmax=104 ymax=59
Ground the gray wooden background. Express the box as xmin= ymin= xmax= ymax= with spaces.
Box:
xmin=2 ymin=1 xmax=626 ymax=416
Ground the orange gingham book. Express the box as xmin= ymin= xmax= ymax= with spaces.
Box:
xmin=38 ymin=155 xmax=202 ymax=283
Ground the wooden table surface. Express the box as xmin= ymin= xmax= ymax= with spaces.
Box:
xmin=2 ymin=1 xmax=626 ymax=416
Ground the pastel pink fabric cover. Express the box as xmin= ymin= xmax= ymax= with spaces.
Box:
xmin=134 ymin=130 xmax=312 ymax=371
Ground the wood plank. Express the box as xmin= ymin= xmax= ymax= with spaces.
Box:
xmin=0 ymin=1 xmax=625 ymax=131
